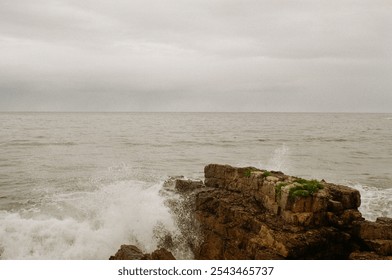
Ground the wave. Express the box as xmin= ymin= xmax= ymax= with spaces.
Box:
xmin=0 ymin=180 xmax=189 ymax=260
xmin=353 ymin=184 xmax=392 ymax=221
xmin=256 ymin=145 xmax=392 ymax=222
xmin=1 ymin=140 xmax=77 ymax=147
xmin=304 ymin=136 xmax=349 ymax=143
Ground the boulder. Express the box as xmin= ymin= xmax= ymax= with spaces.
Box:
xmin=356 ymin=219 xmax=392 ymax=240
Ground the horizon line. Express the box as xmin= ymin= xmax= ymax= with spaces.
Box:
xmin=0 ymin=111 xmax=391 ymax=114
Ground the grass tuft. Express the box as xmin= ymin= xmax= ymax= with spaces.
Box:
xmin=289 ymin=179 xmax=323 ymax=198
xmin=244 ymin=169 xmax=252 ymax=178
xmin=262 ymin=171 xmax=272 ymax=178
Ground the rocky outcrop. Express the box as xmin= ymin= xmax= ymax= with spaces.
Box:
xmin=194 ymin=164 xmax=391 ymax=259
xmin=351 ymin=217 xmax=392 ymax=258
xmin=110 ymin=164 xmax=392 ymax=260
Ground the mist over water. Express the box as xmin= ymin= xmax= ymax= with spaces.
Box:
xmin=0 ymin=112 xmax=391 ymax=259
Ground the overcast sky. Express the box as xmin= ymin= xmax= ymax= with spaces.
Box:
xmin=0 ymin=0 xmax=391 ymax=112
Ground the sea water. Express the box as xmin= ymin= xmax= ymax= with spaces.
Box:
xmin=0 ymin=112 xmax=391 ymax=259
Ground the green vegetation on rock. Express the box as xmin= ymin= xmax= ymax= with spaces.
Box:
xmin=274 ymin=179 xmax=323 ymax=199
xmin=262 ymin=171 xmax=272 ymax=178
xmin=244 ymin=167 xmax=259 ymax=178
xmin=244 ymin=169 xmax=252 ymax=178
xmin=289 ymin=179 xmax=323 ymax=198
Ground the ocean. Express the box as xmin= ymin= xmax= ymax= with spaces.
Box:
xmin=0 ymin=112 xmax=391 ymax=259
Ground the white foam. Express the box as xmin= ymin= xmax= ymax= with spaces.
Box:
xmin=0 ymin=180 xmax=186 ymax=259
xmin=353 ymin=184 xmax=392 ymax=221
xmin=1 ymin=167 xmax=389 ymax=259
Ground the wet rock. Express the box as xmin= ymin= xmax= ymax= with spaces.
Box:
xmin=109 ymin=245 xmax=146 ymax=260
xmin=110 ymin=164 xmax=392 ymax=260
xmin=356 ymin=219 xmax=392 ymax=240
xmin=195 ymin=164 xmax=387 ymax=259
xmin=151 ymin=248 xmax=176 ymax=260
xmin=175 ymin=179 xmax=204 ymax=193
xmin=376 ymin=217 xmax=392 ymax=224
xmin=109 ymin=245 xmax=175 ymax=260
xmin=325 ymin=184 xmax=361 ymax=209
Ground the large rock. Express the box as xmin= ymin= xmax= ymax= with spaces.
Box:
xmin=356 ymin=218 xmax=392 ymax=240
xmin=110 ymin=164 xmax=392 ymax=260
xmin=194 ymin=164 xmax=388 ymax=259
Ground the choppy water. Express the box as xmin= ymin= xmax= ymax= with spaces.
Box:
xmin=0 ymin=112 xmax=391 ymax=259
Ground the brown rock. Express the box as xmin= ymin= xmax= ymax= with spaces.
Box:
xmin=340 ymin=209 xmax=363 ymax=224
xmin=109 ymin=245 xmax=146 ymax=260
xmin=327 ymin=200 xmax=344 ymax=212
xmin=110 ymin=245 xmax=176 ymax=260
xmin=326 ymin=184 xmax=361 ymax=209
xmin=259 ymin=182 xmax=276 ymax=201
xmin=290 ymin=196 xmax=313 ymax=213
xmin=357 ymin=220 xmax=392 ymax=240
xmin=205 ymin=164 xmax=227 ymax=180
xmin=175 ymin=179 xmax=203 ymax=193
xmin=256 ymin=225 xmax=290 ymax=257
xmin=349 ymin=251 xmax=392 ymax=260
xmin=204 ymin=178 xmax=221 ymax=189
xmin=364 ymin=240 xmax=392 ymax=256
xmin=196 ymin=232 xmax=224 ymax=260
xmin=194 ymin=164 xmax=377 ymax=259
xmin=376 ymin=217 xmax=392 ymax=224
xmin=223 ymin=165 xmax=238 ymax=181
xmin=111 ymin=164 xmax=392 ymax=260
xmin=281 ymin=211 xmax=314 ymax=227
xmin=311 ymin=192 xmax=329 ymax=212
xmin=261 ymin=195 xmax=279 ymax=214
xmin=278 ymin=185 xmax=294 ymax=211
xmin=151 ymin=248 xmax=176 ymax=260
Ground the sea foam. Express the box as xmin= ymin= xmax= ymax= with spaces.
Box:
xmin=354 ymin=183 xmax=392 ymax=221
xmin=0 ymin=180 xmax=183 ymax=259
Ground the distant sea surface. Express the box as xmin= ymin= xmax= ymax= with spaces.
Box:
xmin=0 ymin=112 xmax=391 ymax=259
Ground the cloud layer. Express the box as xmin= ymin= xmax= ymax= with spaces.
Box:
xmin=1 ymin=0 xmax=391 ymax=112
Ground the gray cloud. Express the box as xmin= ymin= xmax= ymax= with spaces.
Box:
xmin=0 ymin=0 xmax=391 ymax=112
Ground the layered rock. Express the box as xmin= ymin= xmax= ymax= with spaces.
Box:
xmin=350 ymin=217 xmax=392 ymax=258
xmin=194 ymin=164 xmax=391 ymax=259
xmin=110 ymin=164 xmax=392 ymax=260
